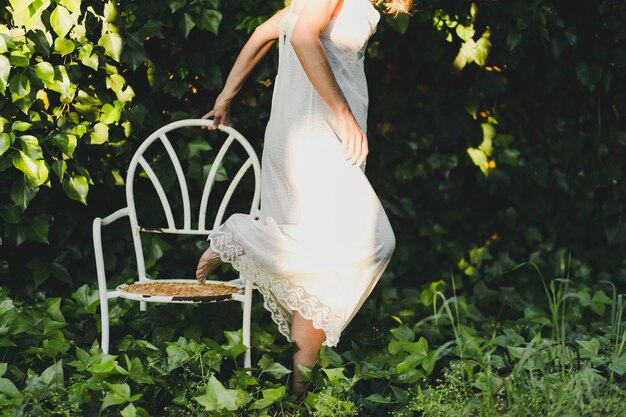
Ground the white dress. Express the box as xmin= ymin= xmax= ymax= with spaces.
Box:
xmin=208 ymin=0 xmax=395 ymax=347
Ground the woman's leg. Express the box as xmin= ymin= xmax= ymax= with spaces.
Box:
xmin=290 ymin=311 xmax=326 ymax=393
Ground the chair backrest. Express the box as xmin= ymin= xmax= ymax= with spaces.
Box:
xmin=125 ymin=119 xmax=261 ymax=280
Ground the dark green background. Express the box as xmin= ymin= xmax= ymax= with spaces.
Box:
xmin=1 ymin=0 xmax=625 ymax=297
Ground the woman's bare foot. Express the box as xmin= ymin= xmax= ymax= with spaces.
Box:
xmin=196 ymin=248 xmax=223 ymax=283
xmin=292 ymin=380 xmax=310 ymax=395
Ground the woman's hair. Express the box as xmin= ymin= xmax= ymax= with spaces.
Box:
xmin=376 ymin=0 xmax=414 ymax=15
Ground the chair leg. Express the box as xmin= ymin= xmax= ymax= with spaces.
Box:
xmin=140 ymin=300 xmax=147 ymax=311
xmin=242 ymin=279 xmax=253 ymax=372
xmin=100 ymin=296 xmax=110 ymax=354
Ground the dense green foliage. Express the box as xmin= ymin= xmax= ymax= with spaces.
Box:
xmin=1 ymin=0 xmax=626 ymax=415
xmin=2 ymin=263 xmax=626 ymax=416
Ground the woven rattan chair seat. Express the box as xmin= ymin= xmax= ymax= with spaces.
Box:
xmin=115 ymin=279 xmax=243 ymax=303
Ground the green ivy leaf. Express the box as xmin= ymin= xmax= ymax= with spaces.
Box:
xmin=25 ymin=29 xmax=52 ymax=56
xmin=10 ymin=176 xmax=39 ymax=211
xmin=0 ymin=132 xmax=13 ymax=156
xmin=19 ymin=135 xmax=43 ymax=159
xmin=140 ymin=20 xmax=164 ymax=38
xmin=25 ymin=214 xmax=51 ymax=244
xmin=12 ymin=121 xmax=32 ymax=132
xmin=52 ymin=133 xmax=77 ymax=157
xmin=49 ymin=261 xmax=70 ymax=282
xmin=0 ymin=377 xmax=20 ymax=397
xmin=101 ymin=383 xmax=134 ymax=411
xmin=50 ymin=5 xmax=73 ymax=38
xmin=591 ymin=290 xmax=613 ymax=315
xmin=124 ymin=48 xmax=147 ymax=71
xmin=197 ymin=10 xmax=222 ymax=35
xmin=421 ymin=350 xmax=439 ymax=374
xmin=29 ymin=259 xmax=51 ymax=287
xmin=0 ymin=55 xmax=10 ymax=95
xmin=46 ymin=297 xmax=66 ymax=323
xmin=13 ymin=150 xmax=48 ymax=186
xmin=122 ymin=120 xmax=131 ymax=137
xmin=103 ymin=1 xmax=117 ymax=22
xmin=99 ymin=32 xmax=123 ymax=62
xmin=125 ymin=33 xmax=143 ymax=49
xmin=71 ymin=284 xmax=100 ymax=315
xmin=90 ymin=122 xmax=109 ymax=144
xmin=118 ymin=356 xmax=154 ymax=384
xmin=179 ymin=13 xmax=195 ymax=38
xmin=0 ymin=205 xmax=21 ymax=224
xmin=53 ymin=37 xmax=75 ymax=56
xmin=165 ymin=342 xmax=190 ymax=371
xmin=0 ymin=34 xmax=8 ymax=54
xmin=258 ymin=355 xmax=291 ymax=379
xmin=322 ymin=367 xmax=346 ymax=384
xmin=467 ymin=147 xmax=488 ymax=174
xmin=221 ymin=330 xmax=247 ymax=358
xmin=35 ymin=61 xmax=55 ymax=82
xmin=366 ymin=393 xmax=394 ymax=404
xmin=115 ymin=85 xmax=135 ymax=102
xmin=188 ymin=138 xmax=211 ymax=158
xmin=390 ymin=325 xmax=415 ymax=342
xmin=392 ymin=368 xmax=423 ymax=383
xmin=60 ymin=0 xmax=81 ymax=14
xmin=63 ymin=174 xmax=89 ymax=204
xmin=474 ymin=29 xmax=491 ymax=67
xmin=396 ymin=349 xmax=428 ymax=374
xmin=9 ymin=47 xmax=31 ymax=67
xmin=51 ymin=159 xmax=67 ymax=180
xmin=576 ymin=63 xmax=603 ymax=92
xmin=249 ymin=386 xmax=285 ymax=410
xmin=167 ymin=0 xmax=186 ymax=13
xmin=42 ymin=66 xmax=75 ymax=101
xmin=0 ymin=32 xmax=15 ymax=50
xmin=296 ymin=364 xmax=312 ymax=382
xmin=74 ymin=90 xmax=101 ymax=120
xmin=9 ymin=74 xmax=30 ymax=102
xmin=385 ymin=14 xmax=410 ymax=35
xmin=194 ymin=375 xmax=239 ymax=411
xmin=120 ymin=403 xmax=137 ymax=417
xmin=456 ymin=24 xmax=475 ymax=42
xmin=100 ymin=103 xmax=121 ymax=124
xmin=106 ymin=73 xmax=125 ymax=94
xmin=577 ymin=338 xmax=600 ymax=358
xmin=77 ymin=44 xmax=98 ymax=70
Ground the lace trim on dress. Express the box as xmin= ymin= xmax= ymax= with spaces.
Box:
xmin=207 ymin=224 xmax=344 ymax=347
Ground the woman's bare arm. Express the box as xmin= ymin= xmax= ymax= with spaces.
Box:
xmin=202 ymin=7 xmax=289 ymax=129
xmin=290 ymin=0 xmax=367 ymax=166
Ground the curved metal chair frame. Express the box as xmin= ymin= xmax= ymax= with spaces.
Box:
xmin=92 ymin=119 xmax=261 ymax=369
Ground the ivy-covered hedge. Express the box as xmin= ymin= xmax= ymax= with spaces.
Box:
xmin=0 ymin=0 xmax=234 ymax=292
xmin=365 ymin=0 xmax=626 ymax=290
xmin=1 ymin=0 xmax=625 ymax=333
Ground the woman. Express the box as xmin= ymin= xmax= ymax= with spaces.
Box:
xmin=196 ymin=0 xmax=412 ymax=392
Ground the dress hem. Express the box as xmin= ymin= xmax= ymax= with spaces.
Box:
xmin=207 ymin=225 xmax=344 ymax=347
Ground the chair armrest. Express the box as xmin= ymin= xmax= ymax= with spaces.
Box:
xmin=93 ymin=208 xmax=130 ymax=296
xmin=100 ymin=207 xmax=131 ymax=226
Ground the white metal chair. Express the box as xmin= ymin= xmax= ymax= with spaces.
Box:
xmin=92 ymin=119 xmax=261 ymax=369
